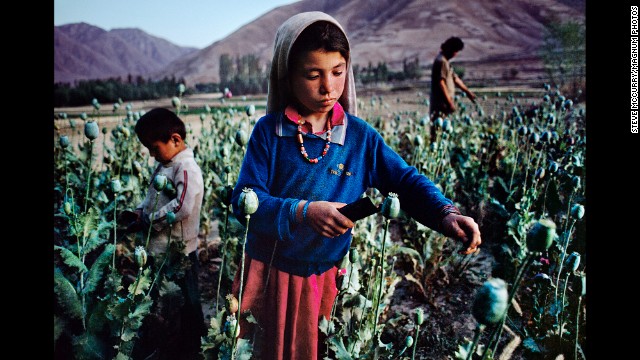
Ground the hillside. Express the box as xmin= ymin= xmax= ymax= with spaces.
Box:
xmin=54 ymin=23 xmax=198 ymax=84
xmin=154 ymin=0 xmax=585 ymax=86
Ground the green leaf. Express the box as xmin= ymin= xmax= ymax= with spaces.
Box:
xmin=81 ymin=207 xmax=101 ymax=239
xmin=71 ymin=332 xmax=109 ymax=359
xmin=83 ymin=244 xmax=115 ymax=295
xmin=53 ymin=268 xmax=83 ymax=319
xmin=235 ymin=338 xmax=254 ymax=360
xmin=84 ymin=233 xmax=108 ymax=255
xmin=128 ymin=268 xmax=152 ymax=296
xmin=128 ymin=295 xmax=153 ymax=330
xmin=54 ymin=314 xmax=66 ymax=345
xmin=327 ymin=336 xmax=353 ymax=360
xmin=113 ymin=353 xmax=131 ymax=360
xmin=318 ymin=315 xmax=333 ymax=336
xmin=54 ymin=245 xmax=88 ymax=273
xmin=522 ymin=337 xmax=542 ymax=353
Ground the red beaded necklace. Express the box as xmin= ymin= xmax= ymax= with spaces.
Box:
xmin=296 ymin=114 xmax=332 ymax=164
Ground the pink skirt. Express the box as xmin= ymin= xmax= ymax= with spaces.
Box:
xmin=231 ymin=256 xmax=339 ymax=360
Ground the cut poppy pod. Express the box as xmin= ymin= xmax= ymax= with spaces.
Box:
xmin=381 ymin=192 xmax=400 ymax=219
xmin=239 ymin=187 xmax=259 ymax=215
xmin=526 ymin=219 xmax=556 ymax=253
xmin=134 ymin=246 xmax=147 ymax=268
xmin=153 ymin=174 xmax=168 ymax=191
xmin=472 ymin=278 xmax=508 ymax=326
xmin=84 ymin=121 xmax=100 ymax=140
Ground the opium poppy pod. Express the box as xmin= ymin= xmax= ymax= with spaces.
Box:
xmin=381 ymin=192 xmax=400 ymax=219
xmin=526 ymin=219 xmax=556 ymax=253
xmin=245 ymin=104 xmax=256 ymax=116
xmin=571 ymin=204 xmax=585 ymax=220
xmin=565 ymin=252 xmax=581 ymax=272
xmin=153 ymin=174 xmax=167 ymax=192
xmin=171 ymin=96 xmax=181 ymax=109
xmin=84 ymin=121 xmax=100 ymax=140
xmin=166 ymin=211 xmax=176 ymax=225
xmin=177 ymin=83 xmax=186 ymax=95
xmin=59 ymin=135 xmax=70 ymax=148
xmin=415 ymin=308 xmax=424 ymax=325
xmin=134 ymin=246 xmax=148 ymax=268
xmin=472 ymin=278 xmax=509 ymax=326
xmin=404 ymin=335 xmax=414 ymax=348
xmin=239 ymin=187 xmax=259 ymax=215
xmin=235 ymin=129 xmax=248 ymax=147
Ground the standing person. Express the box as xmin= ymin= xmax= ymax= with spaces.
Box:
xmin=229 ymin=11 xmax=482 ymax=360
xmin=430 ymin=36 xmax=477 ymax=140
xmin=130 ymin=107 xmax=206 ymax=360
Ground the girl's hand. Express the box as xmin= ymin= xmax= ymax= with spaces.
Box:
xmin=441 ymin=213 xmax=482 ymax=254
xmin=304 ymin=201 xmax=354 ymax=238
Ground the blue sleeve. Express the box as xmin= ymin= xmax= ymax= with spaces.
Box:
xmin=231 ymin=117 xmax=299 ymax=242
xmin=367 ymin=128 xmax=453 ymax=231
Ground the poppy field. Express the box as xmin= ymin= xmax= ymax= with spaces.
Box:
xmin=53 ymin=84 xmax=586 ymax=360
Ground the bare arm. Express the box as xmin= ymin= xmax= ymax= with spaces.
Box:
xmin=439 ymin=79 xmax=456 ymax=112
xmin=453 ymin=76 xmax=476 ymax=103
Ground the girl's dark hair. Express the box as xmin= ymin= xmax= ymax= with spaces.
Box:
xmin=289 ymin=21 xmax=350 ymax=68
xmin=134 ymin=107 xmax=186 ymax=148
xmin=441 ymin=37 xmax=464 ymax=55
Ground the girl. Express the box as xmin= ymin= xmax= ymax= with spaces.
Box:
xmin=230 ymin=11 xmax=481 ymax=359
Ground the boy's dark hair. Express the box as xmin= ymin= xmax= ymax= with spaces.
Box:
xmin=134 ymin=108 xmax=186 ymax=148
xmin=289 ymin=20 xmax=350 ymax=67
xmin=441 ymin=37 xmax=464 ymax=56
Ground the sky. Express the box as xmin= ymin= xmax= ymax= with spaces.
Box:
xmin=54 ymin=0 xmax=301 ymax=49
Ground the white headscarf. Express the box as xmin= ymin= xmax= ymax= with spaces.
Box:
xmin=266 ymin=11 xmax=357 ymax=117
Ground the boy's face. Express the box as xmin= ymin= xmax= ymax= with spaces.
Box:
xmin=289 ymin=49 xmax=346 ymax=117
xmin=147 ymin=135 xmax=183 ymax=164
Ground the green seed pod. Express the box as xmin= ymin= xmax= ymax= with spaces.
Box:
xmin=153 ymin=174 xmax=167 ymax=191
xmin=404 ymin=335 xmax=414 ymax=348
xmin=177 ymin=83 xmax=186 ymax=95
xmin=224 ymin=165 xmax=233 ymax=174
xmin=472 ymin=278 xmax=509 ymax=326
xmin=381 ymin=192 xmax=400 ymax=219
xmin=121 ymin=127 xmax=130 ymax=138
xmin=246 ymin=104 xmax=256 ymax=116
xmin=112 ymin=103 xmax=120 ymax=112
xmin=171 ymin=96 xmax=181 ymax=109
xmin=235 ymin=129 xmax=249 ymax=147
xmin=200 ymin=113 xmax=206 ymax=121
xmin=204 ymin=104 xmax=211 ymax=113
xmin=526 ymin=219 xmax=556 ymax=252
xmin=163 ymin=180 xmax=177 ymax=198
xmin=565 ymin=252 xmax=581 ymax=273
xmin=533 ymin=273 xmax=552 ymax=288
xmin=548 ymin=161 xmax=559 ymax=174
xmin=84 ymin=121 xmax=100 ymax=140
xmin=63 ymin=201 xmax=72 ymax=215
xmin=134 ymin=246 xmax=147 ymax=268
xmin=111 ymin=179 xmax=122 ymax=193
xmin=534 ymin=167 xmax=545 ymax=180
xmin=434 ymin=117 xmax=443 ymax=128
xmin=571 ymin=176 xmax=581 ymax=190
xmin=415 ymin=308 xmax=424 ymax=325
xmin=349 ymin=248 xmax=359 ymax=264
xmin=239 ymin=187 xmax=259 ymax=215
xmin=166 ymin=211 xmax=176 ymax=225
xmin=59 ymin=135 xmax=70 ymax=148
xmin=80 ymin=112 xmax=88 ymax=121
xmin=413 ymin=135 xmax=424 ymax=147
xmin=571 ymin=204 xmax=585 ymax=220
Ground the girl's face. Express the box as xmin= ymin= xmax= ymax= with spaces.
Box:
xmin=289 ymin=49 xmax=346 ymax=117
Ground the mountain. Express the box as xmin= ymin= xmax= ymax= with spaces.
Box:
xmin=153 ymin=0 xmax=585 ymax=86
xmin=54 ymin=23 xmax=199 ymax=84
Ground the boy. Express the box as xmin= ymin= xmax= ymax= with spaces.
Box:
xmin=131 ymin=107 xmax=206 ymax=359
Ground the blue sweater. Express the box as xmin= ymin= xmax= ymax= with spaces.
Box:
xmin=231 ymin=111 xmax=455 ymax=277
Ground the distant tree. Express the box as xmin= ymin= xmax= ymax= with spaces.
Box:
xmin=540 ymin=19 xmax=585 ymax=98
